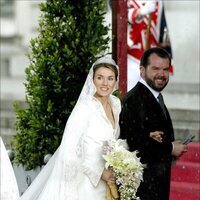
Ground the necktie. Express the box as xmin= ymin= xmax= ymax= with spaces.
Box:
xmin=157 ymin=93 xmax=167 ymax=117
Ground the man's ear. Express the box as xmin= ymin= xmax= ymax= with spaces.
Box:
xmin=140 ymin=66 xmax=145 ymax=78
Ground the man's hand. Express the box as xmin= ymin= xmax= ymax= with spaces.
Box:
xmin=172 ymin=140 xmax=188 ymax=158
xmin=150 ymin=131 xmax=163 ymax=143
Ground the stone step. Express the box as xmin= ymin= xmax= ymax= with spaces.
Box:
xmin=178 ymin=142 xmax=200 ymax=163
xmin=163 ymin=82 xmax=199 ymax=111
xmin=169 ymin=109 xmax=199 ymax=128
xmin=170 ymin=181 xmax=200 ymax=200
xmin=171 ymin=161 xmax=200 ymax=183
xmin=170 ymin=141 xmax=200 ymax=200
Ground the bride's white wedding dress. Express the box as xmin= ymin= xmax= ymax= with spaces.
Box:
xmin=0 ymin=137 xmax=20 ymax=200
xmin=19 ymin=56 xmax=121 ymax=200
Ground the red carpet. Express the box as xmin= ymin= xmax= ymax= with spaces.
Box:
xmin=170 ymin=141 xmax=200 ymax=200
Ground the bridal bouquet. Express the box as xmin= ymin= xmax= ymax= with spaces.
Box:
xmin=103 ymin=139 xmax=144 ymax=200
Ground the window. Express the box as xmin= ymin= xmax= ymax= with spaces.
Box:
xmin=0 ymin=0 xmax=14 ymax=18
xmin=1 ymin=58 xmax=10 ymax=77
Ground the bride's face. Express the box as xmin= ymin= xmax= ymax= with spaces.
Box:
xmin=93 ymin=66 xmax=117 ymax=98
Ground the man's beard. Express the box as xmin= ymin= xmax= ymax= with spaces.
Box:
xmin=145 ymin=77 xmax=168 ymax=92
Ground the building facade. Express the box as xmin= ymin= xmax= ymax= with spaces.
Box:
xmin=1 ymin=0 xmax=44 ymax=145
xmin=1 ymin=0 xmax=199 ymax=196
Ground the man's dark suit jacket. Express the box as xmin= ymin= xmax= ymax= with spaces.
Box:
xmin=120 ymin=82 xmax=174 ymax=200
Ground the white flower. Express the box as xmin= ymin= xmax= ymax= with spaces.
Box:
xmin=103 ymin=139 xmax=144 ymax=200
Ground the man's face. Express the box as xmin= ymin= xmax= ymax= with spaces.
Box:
xmin=140 ymin=53 xmax=170 ymax=91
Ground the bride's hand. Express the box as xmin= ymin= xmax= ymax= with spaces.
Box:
xmin=101 ymin=169 xmax=115 ymax=183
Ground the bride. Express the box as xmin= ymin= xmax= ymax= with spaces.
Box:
xmin=19 ymin=56 xmax=121 ymax=200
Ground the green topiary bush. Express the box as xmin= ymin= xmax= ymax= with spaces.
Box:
xmin=12 ymin=0 xmax=111 ymax=170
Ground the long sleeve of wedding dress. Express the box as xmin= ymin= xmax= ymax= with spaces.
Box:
xmin=0 ymin=137 xmax=20 ymax=200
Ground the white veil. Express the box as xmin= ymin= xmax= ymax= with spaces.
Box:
xmin=19 ymin=56 xmax=119 ymax=200
xmin=78 ymin=55 xmax=119 ymax=101
xmin=0 ymin=137 xmax=20 ymax=200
